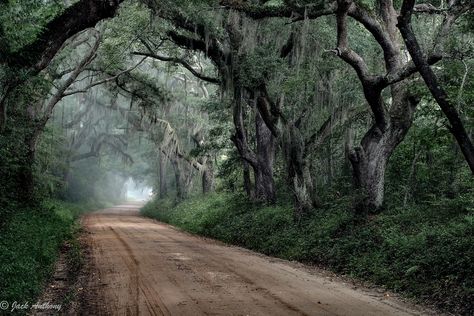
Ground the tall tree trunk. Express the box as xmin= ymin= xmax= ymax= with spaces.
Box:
xmin=289 ymin=162 xmax=316 ymax=219
xmin=202 ymin=159 xmax=215 ymax=194
xmin=254 ymin=111 xmax=276 ymax=204
xmin=159 ymin=151 xmax=168 ymax=198
xmin=332 ymin=0 xmax=425 ymax=214
xmin=20 ymin=128 xmax=41 ymax=201
xmin=171 ymin=158 xmax=186 ymax=200
xmin=349 ymin=132 xmax=388 ymax=212
xmin=190 ymin=131 xmax=215 ymax=195
xmin=242 ymin=160 xmax=253 ymax=197
xmin=349 ymin=90 xmax=417 ymax=212
xmin=283 ymin=125 xmax=318 ymax=218
xmin=231 ymin=85 xmax=276 ymax=203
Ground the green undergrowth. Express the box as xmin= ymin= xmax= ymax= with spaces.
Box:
xmin=142 ymin=192 xmax=474 ymax=315
xmin=0 ymin=200 xmax=100 ymax=314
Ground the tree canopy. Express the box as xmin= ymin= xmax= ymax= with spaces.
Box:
xmin=0 ymin=1 xmax=473 ymax=313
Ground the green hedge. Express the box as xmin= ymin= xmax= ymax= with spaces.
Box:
xmin=142 ymin=192 xmax=474 ymax=315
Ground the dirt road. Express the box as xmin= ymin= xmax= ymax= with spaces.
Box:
xmin=81 ymin=204 xmax=429 ymax=316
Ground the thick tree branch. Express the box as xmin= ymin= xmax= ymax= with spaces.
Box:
xmin=348 ymin=5 xmax=398 ymax=69
xmin=70 ymin=134 xmax=104 ymax=162
xmin=40 ymin=33 xmax=100 ymax=127
xmin=137 ymin=37 xmax=217 ymax=83
xmin=256 ymin=96 xmax=280 ymax=138
xmin=383 ymin=54 xmax=443 ymax=86
xmin=132 ymin=51 xmax=220 ymax=84
xmin=71 ymin=133 xmax=132 ymax=163
xmin=219 ymin=0 xmax=337 ymax=20
xmin=335 ymin=0 xmax=372 ymax=83
xmin=222 ymin=0 xmax=398 ymax=70
xmin=231 ymin=86 xmax=258 ymax=167
xmin=166 ymin=31 xmax=226 ymax=69
xmin=6 ymin=0 xmax=123 ymax=73
xmin=62 ymin=57 xmax=146 ymax=96
xmin=334 ymin=0 xmax=389 ymax=131
xmin=252 ymin=82 xmax=283 ymax=138
xmin=0 ymin=0 xmax=123 ymax=129
xmin=413 ymin=3 xmax=447 ymax=14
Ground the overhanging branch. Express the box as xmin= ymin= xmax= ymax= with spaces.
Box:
xmin=5 ymin=0 xmax=123 ymax=73
xmin=62 ymin=57 xmax=146 ymax=96
xmin=132 ymin=51 xmax=219 ymax=84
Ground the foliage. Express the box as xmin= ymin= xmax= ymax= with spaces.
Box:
xmin=0 ymin=200 xmax=98 ymax=314
xmin=0 ymin=0 xmax=64 ymax=53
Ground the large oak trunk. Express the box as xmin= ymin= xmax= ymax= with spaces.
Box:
xmin=242 ymin=160 xmax=253 ymax=197
xmin=349 ymin=88 xmax=417 ymax=213
xmin=349 ymin=130 xmax=389 ymax=212
xmin=283 ymin=126 xmax=318 ymax=217
xmin=254 ymin=111 xmax=276 ymax=204
xmin=231 ymin=84 xmax=277 ymax=204
xmin=202 ymin=159 xmax=215 ymax=194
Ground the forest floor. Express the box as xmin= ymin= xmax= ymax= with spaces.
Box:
xmin=70 ymin=203 xmax=438 ymax=316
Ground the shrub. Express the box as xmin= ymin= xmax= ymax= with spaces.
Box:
xmin=0 ymin=200 xmax=93 ymax=314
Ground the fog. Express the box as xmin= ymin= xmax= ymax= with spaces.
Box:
xmin=124 ymin=178 xmax=153 ymax=201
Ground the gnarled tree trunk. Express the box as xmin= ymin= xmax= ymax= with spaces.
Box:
xmin=283 ymin=126 xmax=317 ymax=218
xmin=231 ymin=84 xmax=277 ymax=204
xmin=349 ymin=88 xmax=418 ymax=212
xmin=171 ymin=157 xmax=186 ymax=200
xmin=242 ymin=160 xmax=253 ymax=197
xmin=202 ymin=159 xmax=215 ymax=194
xmin=349 ymin=130 xmax=389 ymax=212
xmin=254 ymin=111 xmax=276 ymax=203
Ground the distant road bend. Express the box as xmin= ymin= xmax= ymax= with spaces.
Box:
xmin=81 ymin=204 xmax=430 ymax=316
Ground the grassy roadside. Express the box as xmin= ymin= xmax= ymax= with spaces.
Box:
xmin=0 ymin=200 xmax=101 ymax=314
xmin=142 ymin=192 xmax=474 ymax=315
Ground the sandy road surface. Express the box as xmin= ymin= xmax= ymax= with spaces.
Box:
xmin=81 ymin=204 xmax=429 ymax=316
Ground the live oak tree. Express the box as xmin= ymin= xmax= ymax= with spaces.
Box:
xmin=220 ymin=0 xmax=473 ymax=212
xmin=0 ymin=0 xmax=124 ymax=128
xmin=0 ymin=0 xmax=125 ymax=203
